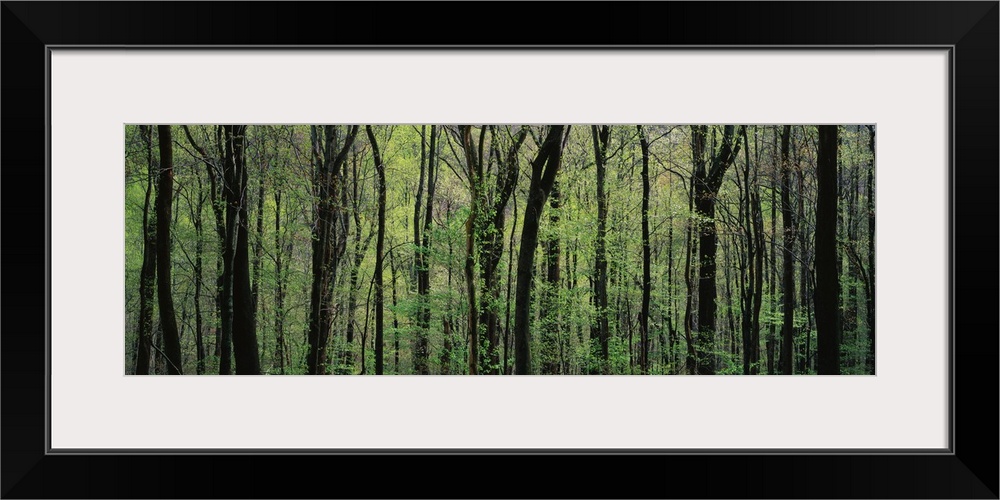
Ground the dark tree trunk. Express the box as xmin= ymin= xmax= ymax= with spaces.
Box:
xmin=865 ymin=125 xmax=876 ymax=373
xmin=366 ymin=126 xmax=387 ymax=375
xmin=766 ymin=129 xmax=777 ymax=375
xmin=682 ymin=174 xmax=698 ymax=374
xmin=739 ymin=127 xmax=762 ymax=375
xmin=306 ymin=125 xmax=358 ymax=375
xmin=513 ymin=125 xmax=566 ymax=374
xmin=815 ymin=125 xmax=841 ymax=375
xmin=134 ymin=126 xmax=156 ymax=375
xmin=591 ymin=125 xmax=611 ymax=373
xmin=796 ymin=130 xmax=812 ymax=373
xmin=389 ymin=250 xmax=401 ymax=373
xmin=155 ymin=125 xmax=183 ymax=374
xmin=479 ymin=126 xmax=528 ymax=374
xmin=503 ymin=189 xmax=518 ymax=375
xmin=638 ymin=125 xmax=652 ymax=374
xmin=779 ymin=125 xmax=796 ymax=374
xmin=273 ymin=187 xmax=287 ymax=374
xmin=459 ymin=125 xmax=486 ymax=375
xmin=345 ymin=148 xmax=372 ymax=374
xmin=415 ymin=126 xmax=437 ymax=375
xmin=193 ymin=175 xmax=206 ymax=375
xmin=223 ymin=125 xmax=261 ymax=375
xmin=691 ymin=125 xmax=744 ymax=374
xmin=541 ymin=181 xmax=561 ymax=374
xmin=252 ymin=155 xmax=265 ymax=319
xmin=414 ymin=125 xmax=426 ymax=288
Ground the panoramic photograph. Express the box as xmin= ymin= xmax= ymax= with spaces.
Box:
xmin=125 ymin=124 xmax=875 ymax=375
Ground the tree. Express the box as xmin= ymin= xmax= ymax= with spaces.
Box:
xmin=637 ymin=125 xmax=652 ymax=374
xmin=415 ymin=126 xmax=437 ymax=375
xmin=222 ymin=125 xmax=261 ymax=375
xmin=690 ymin=125 xmax=744 ymax=374
xmin=591 ymin=125 xmax=611 ymax=373
xmin=513 ymin=125 xmax=566 ymax=374
xmin=366 ymin=125 xmax=387 ymax=375
xmin=133 ymin=125 xmax=156 ymax=375
xmin=779 ymin=125 xmax=796 ymax=374
xmin=306 ymin=125 xmax=359 ymax=375
xmin=459 ymin=125 xmax=484 ymax=374
xmin=815 ymin=125 xmax=840 ymax=375
xmin=155 ymin=125 xmax=182 ymax=374
xmin=481 ymin=126 xmax=528 ymax=374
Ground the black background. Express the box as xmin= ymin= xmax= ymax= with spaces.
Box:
xmin=2 ymin=2 xmax=997 ymax=498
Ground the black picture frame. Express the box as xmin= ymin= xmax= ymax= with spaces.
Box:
xmin=2 ymin=2 xmax=996 ymax=498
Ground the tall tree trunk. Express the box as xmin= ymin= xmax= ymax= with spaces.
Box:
xmin=223 ymin=125 xmax=261 ymax=375
xmin=815 ymin=125 xmax=841 ymax=375
xmin=795 ymin=130 xmax=812 ymax=373
xmin=460 ymin=125 xmax=485 ymax=374
xmin=779 ymin=125 xmax=796 ymax=374
xmin=739 ymin=128 xmax=762 ymax=375
xmin=682 ymin=174 xmax=698 ymax=374
xmin=306 ymin=125 xmax=358 ymax=375
xmin=766 ymin=129 xmax=777 ymax=375
xmin=638 ymin=125 xmax=652 ymax=374
xmin=389 ymin=250 xmax=401 ymax=373
xmin=513 ymin=125 xmax=566 ymax=374
xmin=479 ymin=127 xmax=528 ymax=374
xmin=415 ymin=126 xmax=437 ymax=375
xmin=345 ymin=148 xmax=370 ymax=374
xmin=591 ymin=125 xmax=611 ymax=373
xmin=193 ymin=176 xmax=206 ymax=375
xmin=273 ymin=187 xmax=287 ymax=374
xmin=865 ymin=125 xmax=876 ymax=373
xmin=134 ymin=126 xmax=156 ymax=375
xmin=503 ymin=189 xmax=518 ymax=375
xmin=691 ymin=125 xmax=744 ymax=374
xmin=155 ymin=125 xmax=183 ymax=374
xmin=366 ymin=126 xmax=387 ymax=375
xmin=541 ymin=182 xmax=562 ymax=374
xmin=414 ymin=125 xmax=426 ymax=288
xmin=252 ymin=154 xmax=265 ymax=319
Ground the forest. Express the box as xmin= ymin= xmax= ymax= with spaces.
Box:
xmin=125 ymin=124 xmax=875 ymax=375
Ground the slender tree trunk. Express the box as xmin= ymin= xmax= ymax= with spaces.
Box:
xmin=252 ymin=155 xmax=265 ymax=319
xmin=389 ymin=250 xmax=401 ymax=373
xmin=366 ymin=126 xmax=387 ymax=375
xmin=513 ymin=125 xmax=566 ymax=374
xmin=460 ymin=125 xmax=484 ymax=375
xmin=816 ymin=125 xmax=841 ymax=375
xmin=591 ymin=125 xmax=611 ymax=373
xmin=415 ymin=126 xmax=437 ymax=375
xmin=345 ymin=149 xmax=370 ymax=374
xmin=193 ymin=176 xmax=206 ymax=374
xmin=273 ymin=187 xmax=287 ymax=374
xmin=134 ymin=126 xmax=156 ymax=375
xmin=155 ymin=125 xmax=183 ymax=374
xmin=779 ymin=125 xmax=796 ymax=374
xmin=541 ymin=182 xmax=562 ymax=374
xmin=682 ymin=176 xmax=698 ymax=374
xmin=865 ymin=125 xmax=876 ymax=373
xmin=503 ymin=189 xmax=518 ymax=375
xmin=766 ymin=129 xmax=777 ymax=375
xmin=638 ymin=126 xmax=652 ymax=374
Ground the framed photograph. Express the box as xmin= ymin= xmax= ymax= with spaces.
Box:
xmin=3 ymin=2 xmax=996 ymax=498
